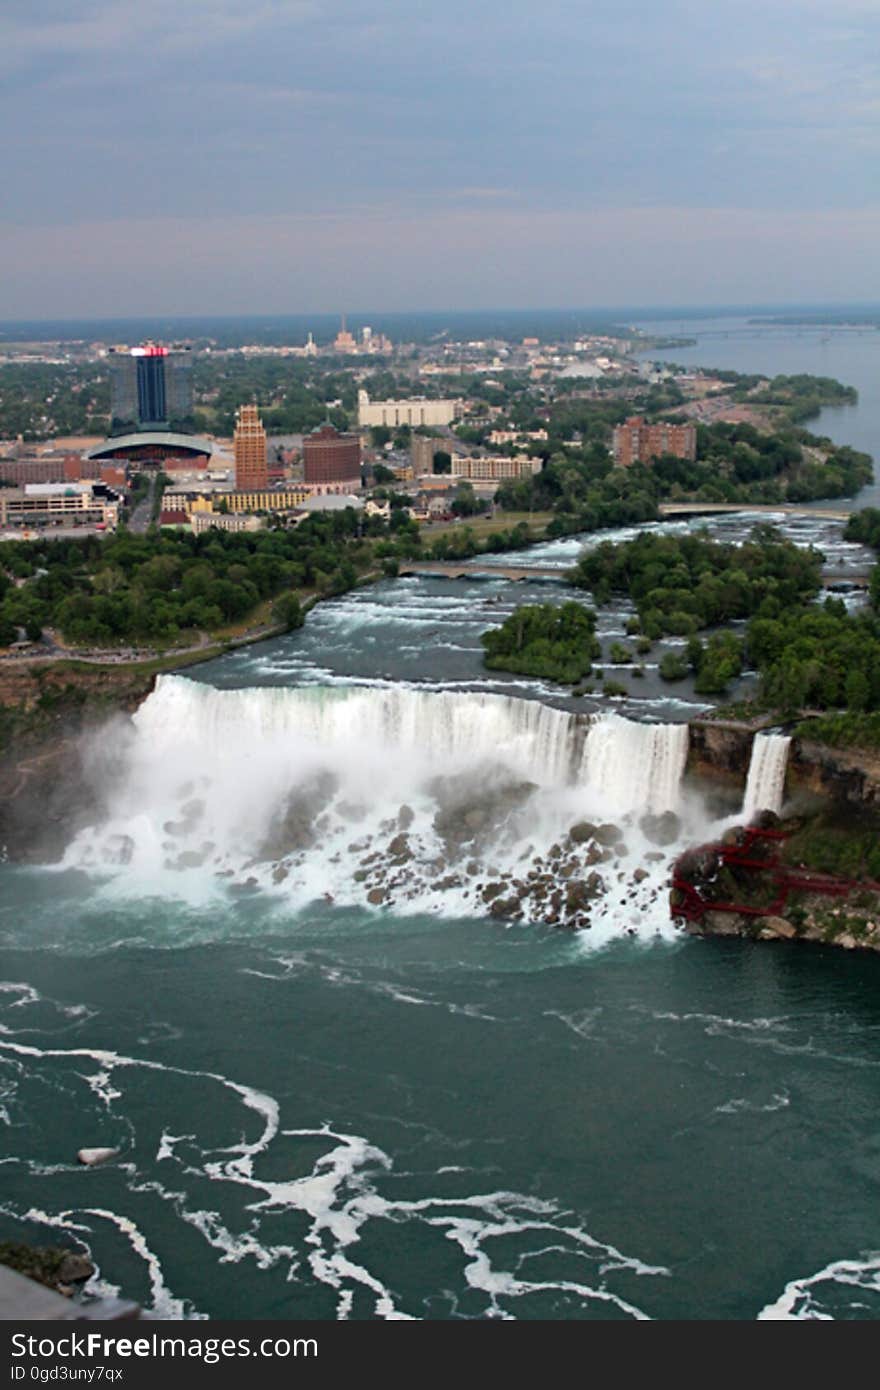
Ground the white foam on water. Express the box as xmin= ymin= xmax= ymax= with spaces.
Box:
xmin=22 ymin=1201 xmax=196 ymax=1319
xmin=0 ymin=1037 xmax=666 ymax=1320
xmin=714 ymin=1091 xmax=790 ymax=1115
xmin=758 ymin=1253 xmax=880 ymax=1319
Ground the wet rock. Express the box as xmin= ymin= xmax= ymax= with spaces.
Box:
xmin=578 ymin=843 xmax=603 ymax=866
xmin=757 ymin=915 xmax=797 ymax=940
xmin=639 ymin=811 xmax=682 ymax=847
xmin=721 ymin=826 xmax=746 ymax=847
xmin=431 ymin=778 xmax=537 ymax=851
xmin=367 ymin=887 xmax=386 ymax=906
xmin=387 ymin=833 xmax=412 ymax=863
xmin=564 ymin=880 xmax=594 ymax=912
xmin=77 ymin=1147 xmax=118 ymax=1166
xmin=258 ymin=771 xmax=338 ymax=860
xmin=107 ymin=833 xmax=134 ymax=865
xmin=489 ymin=897 xmax=519 ymax=919
xmin=675 ymin=845 xmax=718 ymax=880
xmin=568 ymin=821 xmax=597 ymax=845
xmin=272 ymin=865 xmax=289 ymax=884
xmin=229 ymin=878 xmax=260 ymax=896
xmin=174 ymin=849 xmax=206 ymax=869
xmin=594 ymin=823 xmax=623 ymax=846
xmin=700 ymin=910 xmax=747 ymax=936
xmin=481 ymin=882 xmax=505 ymax=902
xmin=57 ymin=1253 xmax=95 ymax=1285
xmin=633 ymin=868 xmax=650 ymax=884
xmin=397 ymin=804 xmax=415 ymax=830
xmin=645 ymin=851 xmax=665 ymax=863
xmin=353 ymin=869 xmax=368 ymax=882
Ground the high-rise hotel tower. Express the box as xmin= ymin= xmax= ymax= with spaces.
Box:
xmin=108 ymin=344 xmax=193 ymax=431
xmin=233 ymin=404 xmax=268 ymax=491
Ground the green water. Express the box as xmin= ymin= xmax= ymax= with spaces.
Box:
xmin=2 ymin=889 xmax=880 ymax=1321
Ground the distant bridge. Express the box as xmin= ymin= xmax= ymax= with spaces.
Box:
xmin=657 ymin=502 xmax=852 ymax=521
xmin=401 ymin=559 xmax=871 ymax=589
xmin=400 ymin=561 xmax=567 ymax=582
xmin=401 ymin=503 xmax=867 ymax=588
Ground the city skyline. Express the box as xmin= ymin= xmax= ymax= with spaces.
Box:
xmin=2 ymin=1 xmax=879 ymax=315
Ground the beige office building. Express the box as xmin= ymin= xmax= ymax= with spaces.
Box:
xmin=0 ymin=483 xmax=120 ymax=530
xmin=450 ymin=455 xmax=541 ymax=482
xmin=358 ymin=390 xmax=461 ymax=429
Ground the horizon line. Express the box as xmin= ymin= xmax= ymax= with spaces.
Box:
xmin=3 ymin=300 xmax=880 ymax=330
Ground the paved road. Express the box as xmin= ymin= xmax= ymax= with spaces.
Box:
xmin=128 ymin=476 xmax=155 ymax=534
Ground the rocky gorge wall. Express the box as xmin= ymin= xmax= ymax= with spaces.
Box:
xmin=0 ymin=660 xmax=155 ymax=863
xmin=689 ymin=716 xmax=880 ymax=807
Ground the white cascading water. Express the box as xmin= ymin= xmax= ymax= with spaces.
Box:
xmin=580 ymin=714 xmax=689 ymax=817
xmin=63 ymin=675 xmax=702 ymax=942
xmin=741 ymin=733 xmax=791 ymax=821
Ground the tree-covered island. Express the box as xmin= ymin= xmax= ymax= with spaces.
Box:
xmin=481 ymin=522 xmax=880 ymax=728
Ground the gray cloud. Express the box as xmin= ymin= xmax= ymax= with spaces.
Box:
xmin=2 ymin=1 xmax=878 ymax=312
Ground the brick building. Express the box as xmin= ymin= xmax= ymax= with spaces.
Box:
xmin=234 ymin=404 xmax=268 ymax=491
xmin=612 ymin=417 xmax=697 ymax=468
xmin=302 ymin=425 xmax=361 ymax=486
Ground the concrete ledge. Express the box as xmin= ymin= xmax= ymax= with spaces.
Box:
xmin=0 ymin=1265 xmax=140 ymax=1321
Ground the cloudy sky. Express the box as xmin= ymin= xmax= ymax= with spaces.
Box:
xmin=2 ymin=0 xmax=879 ymax=315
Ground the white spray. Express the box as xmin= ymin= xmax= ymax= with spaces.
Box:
xmin=63 ymin=676 xmax=703 ymax=942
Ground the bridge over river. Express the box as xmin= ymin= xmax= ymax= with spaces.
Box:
xmin=400 ymin=502 xmax=870 ymax=587
xmin=657 ymin=502 xmax=852 ymax=522
xmin=400 ymin=561 xmax=871 ymax=587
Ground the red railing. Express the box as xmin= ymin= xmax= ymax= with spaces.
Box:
xmin=671 ymin=825 xmax=879 ymax=923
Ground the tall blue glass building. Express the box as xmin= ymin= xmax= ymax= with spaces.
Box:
xmin=109 ymin=345 xmax=193 ymax=431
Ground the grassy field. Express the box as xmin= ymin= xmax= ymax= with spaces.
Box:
xmin=421 ymin=510 xmax=554 ymax=542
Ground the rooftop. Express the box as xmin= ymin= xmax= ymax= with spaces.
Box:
xmin=87 ymin=432 xmax=213 ymax=459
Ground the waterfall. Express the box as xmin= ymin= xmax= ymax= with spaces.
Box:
xmin=64 ymin=675 xmax=696 ymax=937
xmin=580 ymin=713 xmax=689 ymax=816
xmin=741 ymin=733 xmax=791 ymax=820
xmin=134 ymin=675 xmax=586 ymax=787
xmin=131 ymin=675 xmax=688 ymax=814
